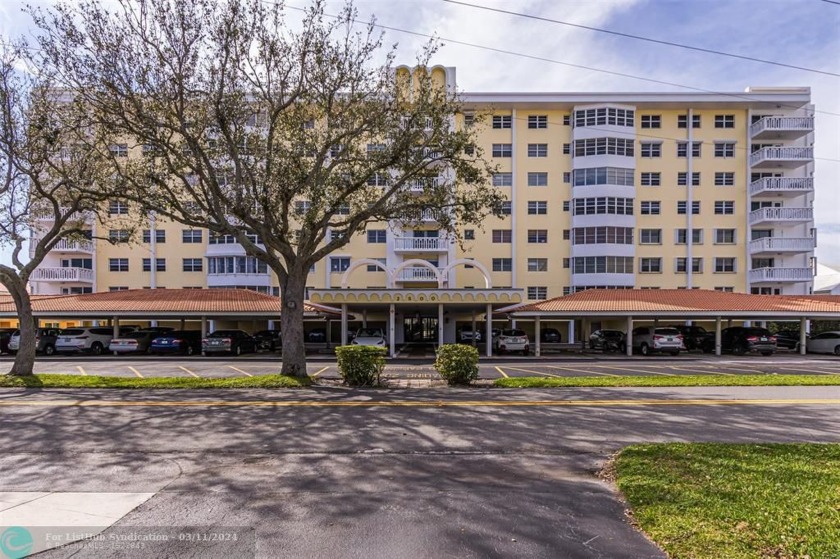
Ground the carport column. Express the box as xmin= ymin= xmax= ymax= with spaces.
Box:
xmin=535 ymin=316 xmax=541 ymax=357
xmin=341 ymin=304 xmax=348 ymax=347
xmin=201 ymin=316 xmax=207 ymax=338
xmin=112 ymin=316 xmax=120 ymax=338
xmin=625 ymin=316 xmax=633 ymax=357
xmin=362 ymin=309 xmax=367 ymax=328
xmin=715 ymin=317 xmax=722 ymax=356
xmin=800 ymin=317 xmax=807 ymax=355
xmin=325 ymin=318 xmax=331 ymax=349
xmin=180 ymin=318 xmax=185 ymax=330
xmin=567 ymin=320 xmax=575 ymax=345
xmin=485 ymin=303 xmax=492 ymax=357
xmin=437 ymin=303 xmax=444 ymax=348
xmin=388 ymin=305 xmax=396 ymax=357
xmin=471 ymin=310 xmax=477 ymax=347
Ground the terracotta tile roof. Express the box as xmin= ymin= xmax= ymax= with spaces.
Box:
xmin=501 ymin=289 xmax=840 ymax=316
xmin=0 ymin=289 xmax=340 ymax=317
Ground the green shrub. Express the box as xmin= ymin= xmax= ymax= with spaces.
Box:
xmin=335 ymin=345 xmax=386 ymax=386
xmin=434 ymin=344 xmax=479 ymax=385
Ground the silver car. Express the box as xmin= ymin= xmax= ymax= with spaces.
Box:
xmin=632 ymin=327 xmax=684 ymax=356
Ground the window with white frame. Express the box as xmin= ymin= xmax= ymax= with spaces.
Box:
xmin=715 ymin=257 xmax=736 ymax=272
xmin=527 ymin=286 xmax=548 ymax=300
xmin=640 ymin=201 xmax=660 ymax=215
xmin=367 ymin=172 xmax=389 ymax=186
xmin=527 ymin=258 xmax=548 ymax=272
xmin=640 ymin=172 xmax=661 ymax=186
xmin=109 ymin=200 xmax=129 ymax=215
xmin=492 ymin=115 xmax=512 ymax=129
xmin=527 ymin=143 xmax=548 ymax=157
xmin=573 ymin=197 xmax=633 ymax=216
xmin=639 ymin=258 xmax=662 ymax=273
xmin=528 ymin=115 xmax=548 ymax=129
xmin=640 ymin=115 xmax=661 ymax=128
xmin=330 ymin=230 xmax=346 ymax=241
xmin=500 ymin=201 xmax=512 ymax=215
xmin=571 ymin=256 xmax=634 ymax=274
xmin=675 ymin=257 xmax=703 ymax=273
xmin=527 ymin=201 xmax=548 ymax=215
xmin=108 ymin=230 xmax=130 ymax=243
xmin=714 ymin=142 xmax=736 ymax=157
xmin=492 ymin=229 xmax=512 ymax=243
xmin=527 ymin=229 xmax=548 ymax=243
xmin=677 ymin=172 xmax=701 ymax=186
xmin=492 ymin=258 xmax=512 ymax=271
xmin=142 ymin=258 xmax=166 ymax=272
xmin=639 ymin=229 xmax=661 ymax=244
xmin=640 ymin=142 xmax=661 ymax=158
xmin=677 ymin=114 xmax=701 ymax=128
xmin=142 ymin=229 xmax=166 ymax=243
xmin=109 ymin=258 xmax=129 ymax=272
xmin=492 ymin=172 xmax=513 ymax=187
xmin=182 ymin=258 xmax=203 ymax=272
xmin=675 ymin=229 xmax=703 ymax=244
xmin=527 ymin=172 xmax=548 ymax=187
xmin=109 ymin=143 xmax=128 ymax=157
xmin=677 ymin=201 xmax=700 ymax=214
xmin=573 ymin=107 xmax=634 ymax=127
xmin=677 ymin=141 xmax=702 ymax=158
xmin=330 ymin=257 xmax=350 ymax=272
xmin=715 ymin=229 xmax=736 ymax=244
xmin=572 ymin=167 xmax=634 ymax=187
xmin=714 ymin=201 xmax=735 ymax=215
xmin=715 ymin=172 xmax=735 ymax=186
xmin=294 ymin=200 xmax=311 ymax=214
xmin=492 ymin=144 xmax=512 ymax=157
xmin=182 ymin=230 xmax=203 ymax=243
xmin=574 ymin=137 xmax=634 ymax=157
xmin=367 ymin=230 xmax=386 ymax=243
xmin=715 ymin=114 xmax=735 ymax=128
xmin=572 ymin=227 xmax=634 ymax=245
xmin=366 ymin=258 xmax=386 ymax=272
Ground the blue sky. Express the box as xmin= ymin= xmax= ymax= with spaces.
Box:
xmin=2 ymin=0 xmax=838 ymax=265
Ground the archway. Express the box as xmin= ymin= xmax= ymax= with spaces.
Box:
xmin=340 ymin=258 xmax=393 ymax=289
xmin=391 ymin=258 xmax=442 ymax=286
xmin=441 ymin=258 xmax=492 ymax=288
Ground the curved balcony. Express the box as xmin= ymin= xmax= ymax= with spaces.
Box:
xmin=748 ymin=207 xmax=812 ymax=226
xmin=31 ymin=267 xmax=94 ymax=283
xmin=750 ymin=116 xmax=813 ymax=140
xmin=393 ymin=236 xmax=449 ymax=252
xmin=749 ymin=177 xmax=813 ymax=198
xmin=749 ymin=237 xmax=815 ymax=255
xmin=749 ymin=267 xmax=813 ymax=283
xmin=749 ymin=147 xmax=813 ymax=169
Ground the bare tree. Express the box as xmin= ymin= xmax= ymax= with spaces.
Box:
xmin=32 ymin=0 xmax=503 ymax=377
xmin=0 ymin=44 xmax=125 ymax=376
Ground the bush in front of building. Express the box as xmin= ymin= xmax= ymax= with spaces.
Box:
xmin=335 ymin=346 xmax=386 ymax=386
xmin=434 ymin=344 xmax=479 ymax=385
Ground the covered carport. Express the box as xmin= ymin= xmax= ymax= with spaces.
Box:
xmin=500 ymin=290 xmax=840 ymax=357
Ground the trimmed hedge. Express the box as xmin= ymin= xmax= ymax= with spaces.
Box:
xmin=335 ymin=345 xmax=386 ymax=386
xmin=434 ymin=344 xmax=479 ymax=385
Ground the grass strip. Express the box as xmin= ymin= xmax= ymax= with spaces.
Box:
xmin=494 ymin=374 xmax=840 ymax=388
xmin=614 ymin=443 xmax=840 ymax=559
xmin=0 ymin=373 xmax=311 ymax=389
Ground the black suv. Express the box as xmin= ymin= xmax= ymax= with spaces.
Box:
xmin=254 ymin=329 xmax=282 ymax=351
xmin=701 ymin=327 xmax=777 ymax=356
xmin=669 ymin=325 xmax=708 ymax=351
xmin=589 ymin=329 xmax=626 ymax=352
xmin=773 ymin=330 xmax=806 ymax=352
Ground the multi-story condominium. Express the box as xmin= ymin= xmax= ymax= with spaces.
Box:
xmin=30 ymin=67 xmax=816 ymax=307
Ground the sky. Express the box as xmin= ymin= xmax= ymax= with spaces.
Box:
xmin=1 ymin=0 xmax=839 ymax=266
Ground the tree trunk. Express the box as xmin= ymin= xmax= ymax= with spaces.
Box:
xmin=279 ymin=268 xmax=308 ymax=378
xmin=6 ymin=280 xmax=36 ymax=377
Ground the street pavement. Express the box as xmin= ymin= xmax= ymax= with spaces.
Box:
xmin=0 ymin=385 xmax=838 ymax=557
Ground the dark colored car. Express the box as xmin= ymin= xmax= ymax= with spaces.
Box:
xmin=150 ymin=330 xmax=203 ymax=356
xmin=669 ymin=325 xmax=708 ymax=351
xmin=588 ymin=329 xmax=626 ymax=352
xmin=254 ymin=329 xmax=282 ymax=351
xmin=540 ymin=328 xmax=562 ymax=343
xmin=202 ymin=330 xmax=257 ymax=356
xmin=0 ymin=328 xmax=17 ymax=354
xmin=702 ymin=327 xmax=777 ymax=356
xmin=774 ymin=330 xmax=807 ymax=351
xmin=307 ymin=328 xmax=327 ymax=343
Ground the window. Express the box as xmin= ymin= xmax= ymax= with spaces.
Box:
xmin=330 ymin=257 xmax=350 ymax=272
xmin=563 ymin=172 xmax=571 ymax=184
xmin=640 ymin=201 xmax=660 ymax=215
xmin=463 ymin=113 xmax=474 ymax=127
xmin=640 ymin=172 xmax=661 ymax=186
xmin=572 ymin=227 xmax=634 ymax=245
xmin=573 ymin=107 xmax=634 ymax=127
xmin=640 ymin=142 xmax=661 ymax=158
xmin=563 ymin=201 xmax=570 ymax=212
xmin=677 ymin=114 xmax=701 ymax=128
xmin=572 ymin=167 xmax=634 ymax=187
xmin=640 ymin=258 xmax=662 ymax=273
xmin=492 ymin=115 xmax=512 ymax=129
xmin=527 ymin=201 xmax=548 ymax=215
xmin=367 ymin=230 xmax=387 ymax=243
xmin=640 ymin=115 xmax=661 ymax=128
xmin=714 ymin=201 xmax=735 ymax=215
xmin=562 ymin=115 xmax=571 ymax=125
xmin=573 ymin=197 xmax=633 ymax=216
xmin=571 ymin=256 xmax=634 ymax=274
xmin=562 ymin=143 xmax=571 ymax=154
xmin=676 ymin=141 xmax=702 ymax=158
xmin=527 ymin=286 xmax=548 ymax=300
xmin=715 ymin=114 xmax=735 ymax=128
xmin=367 ymin=172 xmax=389 ymax=187
xmin=492 ymin=230 xmax=512 ymax=243
xmin=528 ymin=115 xmax=548 ymax=129
xmin=527 ymin=143 xmax=548 ymax=157
xmin=492 ymin=258 xmax=512 ymax=272
xmin=527 ymin=230 xmax=548 ymax=243
xmin=366 ymin=143 xmax=385 ymax=155
xmin=366 ymin=258 xmax=386 ymax=272
xmin=715 ymin=257 xmax=736 ymax=273
xmin=715 ymin=229 xmax=736 ymax=244
xmin=715 ymin=172 xmax=735 ymax=186
xmin=676 ymin=229 xmax=703 ymax=244
xmin=527 ymin=172 xmax=548 ymax=187
xmin=714 ymin=287 xmax=735 ymax=293
xmin=108 ymin=229 xmax=130 ymax=243
xmin=182 ymin=230 xmax=203 ymax=243
xmin=182 ymin=258 xmax=203 ymax=272
xmin=492 ymin=143 xmax=512 ymax=158
xmin=640 ymin=229 xmax=661 ymax=244
xmin=108 ymin=200 xmax=128 ymax=215
xmin=714 ymin=142 xmax=736 ymax=158
xmin=464 ymin=230 xmax=475 ymax=240
xmin=675 ymin=258 xmax=703 ymax=273
xmin=677 ymin=172 xmax=701 ymax=186
xmin=574 ymin=137 xmax=634 ymax=157
xmin=563 ymin=229 xmax=570 ymax=240
xmin=330 ymin=230 xmax=345 ymax=241
xmin=109 ymin=258 xmax=129 ymax=272
xmin=142 ymin=229 xmax=166 ymax=243
xmin=677 ymin=201 xmax=700 ymax=214
xmin=109 ymin=143 xmax=128 ymax=157
xmin=109 ymin=286 xmax=129 ymax=291
xmin=206 ymin=256 xmax=267 ymax=274
xmin=336 ymin=204 xmax=350 ymax=215
xmin=492 ymin=172 xmax=512 ymax=187
xmin=500 ymin=201 xmax=512 ymax=215
xmin=527 ymin=258 xmax=548 ymax=272
xmin=142 ymin=258 xmax=166 ymax=272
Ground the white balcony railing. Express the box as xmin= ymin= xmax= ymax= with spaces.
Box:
xmin=749 ymin=146 xmax=813 ymax=167
xmin=749 ymin=267 xmax=813 ymax=283
xmin=393 ymin=236 xmax=449 ymax=251
xmin=749 ymin=177 xmax=814 ymax=196
xmin=750 ymin=116 xmax=814 ymax=137
xmin=749 ymin=237 xmax=816 ymax=254
xmin=748 ymin=207 xmax=813 ymax=225
xmin=31 ymin=267 xmax=94 ymax=283
xmin=52 ymin=239 xmax=95 ymax=253
xmin=407 ymin=176 xmax=443 ymax=193
xmin=395 ymin=267 xmax=442 ymax=282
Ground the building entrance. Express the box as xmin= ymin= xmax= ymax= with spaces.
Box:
xmin=403 ymin=316 xmax=439 ymax=343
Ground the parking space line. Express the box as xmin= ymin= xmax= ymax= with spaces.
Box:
xmin=494 ymin=366 xmax=509 ymax=378
xmin=504 ymin=366 xmax=564 ymax=378
xmin=127 ymin=366 xmax=144 ymax=379
xmin=228 ymin=365 xmax=253 ymax=377
xmin=588 ymin=364 xmax=658 ymax=376
xmin=545 ymin=365 xmax=621 ymax=377
xmin=178 ymin=366 xmax=199 ymax=378
xmin=76 ymin=366 xmax=87 ymax=376
xmin=311 ymin=366 xmax=329 ymax=378
xmin=670 ymin=366 xmax=733 ymax=376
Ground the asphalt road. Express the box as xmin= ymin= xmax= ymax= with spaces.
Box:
xmin=1 ymin=385 xmax=839 ymax=558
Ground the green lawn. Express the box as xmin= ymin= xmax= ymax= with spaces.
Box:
xmin=0 ymin=374 xmax=311 ymax=389
xmin=614 ymin=443 xmax=840 ymax=559
xmin=494 ymin=374 xmax=840 ymax=388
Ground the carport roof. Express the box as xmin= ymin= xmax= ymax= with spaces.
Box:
xmin=0 ymin=288 xmax=341 ymax=318
xmin=499 ymin=289 xmax=840 ymax=318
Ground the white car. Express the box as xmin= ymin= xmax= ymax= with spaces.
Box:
xmin=806 ymin=331 xmax=840 ymax=355
xmin=56 ymin=327 xmax=118 ymax=355
xmin=493 ymin=329 xmax=530 ymax=355
xmin=350 ymin=328 xmax=387 ymax=347
xmin=631 ymin=326 xmax=684 ymax=356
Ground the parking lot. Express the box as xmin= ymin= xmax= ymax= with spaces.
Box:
xmin=1 ymin=351 xmax=839 ymax=380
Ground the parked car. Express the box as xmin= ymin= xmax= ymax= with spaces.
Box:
xmin=806 ymin=331 xmax=840 ymax=355
xmin=588 ymin=329 xmax=626 ymax=352
xmin=632 ymin=327 xmax=684 ymax=356
xmin=668 ymin=325 xmax=708 ymax=351
xmin=774 ymin=330 xmax=807 ymax=352
xmin=8 ymin=328 xmax=64 ymax=356
xmin=540 ymin=328 xmax=562 ymax=343
xmin=150 ymin=330 xmax=203 ymax=356
xmin=351 ymin=328 xmax=387 ymax=347
xmin=493 ymin=329 xmax=530 ymax=355
xmin=109 ymin=329 xmax=171 ymax=355
xmin=202 ymin=330 xmax=257 ymax=356
xmin=307 ymin=328 xmax=327 ymax=343
xmin=254 ymin=329 xmax=283 ymax=351
xmin=701 ymin=327 xmax=776 ymax=356
xmin=0 ymin=328 xmax=19 ymax=354
xmin=458 ymin=327 xmax=482 ymax=343
xmin=56 ymin=327 xmax=123 ymax=355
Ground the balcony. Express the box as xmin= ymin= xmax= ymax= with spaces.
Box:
xmin=31 ymin=267 xmax=94 ymax=283
xmin=749 ymin=177 xmax=814 ymax=198
xmin=749 ymin=237 xmax=815 ymax=255
xmin=30 ymin=238 xmax=95 ymax=256
xmin=748 ymin=207 xmax=813 ymax=226
xmin=407 ymin=176 xmax=443 ymax=193
xmin=749 ymin=267 xmax=813 ymax=283
xmin=395 ymin=267 xmax=442 ymax=283
xmin=393 ymin=236 xmax=449 ymax=252
xmin=750 ymin=116 xmax=814 ymax=140
xmin=750 ymin=146 xmax=813 ymax=169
